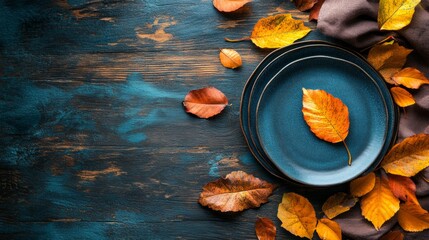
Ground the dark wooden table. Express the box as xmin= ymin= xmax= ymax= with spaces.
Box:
xmin=0 ymin=1 xmax=351 ymax=239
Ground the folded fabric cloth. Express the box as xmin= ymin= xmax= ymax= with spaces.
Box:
xmin=317 ymin=0 xmax=429 ymax=239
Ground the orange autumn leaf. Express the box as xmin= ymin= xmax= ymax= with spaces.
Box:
xmin=277 ymin=193 xmax=317 ymax=239
xmin=381 ymin=134 xmax=429 ymax=177
xmin=387 ymin=174 xmax=419 ymax=205
xmin=367 ymin=42 xmax=413 ymax=84
xmin=183 ymin=87 xmax=228 ymax=119
xmin=213 ymin=0 xmax=251 ymax=12
xmin=322 ymin=192 xmax=358 ymax=219
xmin=380 ymin=230 xmax=404 ymax=240
xmin=397 ymin=201 xmax=429 ymax=232
xmin=316 ymin=218 xmax=342 ymax=240
xmin=219 ymin=49 xmax=242 ymax=69
xmin=302 ymin=88 xmax=352 ymax=165
xmin=361 ymin=176 xmax=400 ymax=230
xmin=378 ymin=0 xmax=421 ymax=31
xmin=390 ymin=86 xmax=416 ymax=107
xmin=392 ymin=67 xmax=429 ymax=89
xmin=350 ymin=172 xmax=376 ymax=197
xmin=199 ymin=171 xmax=275 ymax=212
xmin=294 ymin=0 xmax=318 ymax=11
xmin=309 ymin=0 xmax=325 ymax=21
xmin=255 ymin=217 xmax=276 ymax=240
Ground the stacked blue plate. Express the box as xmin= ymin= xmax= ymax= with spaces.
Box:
xmin=240 ymin=41 xmax=398 ymax=187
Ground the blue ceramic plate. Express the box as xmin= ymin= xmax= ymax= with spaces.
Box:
xmin=255 ymin=55 xmax=388 ymax=186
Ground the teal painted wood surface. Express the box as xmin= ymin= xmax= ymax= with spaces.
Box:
xmin=0 ymin=0 xmax=352 ymax=239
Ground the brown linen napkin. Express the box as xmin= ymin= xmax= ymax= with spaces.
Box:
xmin=317 ymin=0 xmax=429 ymax=239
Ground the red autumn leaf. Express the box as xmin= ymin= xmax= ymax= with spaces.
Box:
xmin=199 ymin=171 xmax=275 ymax=212
xmin=294 ymin=0 xmax=318 ymax=11
xmin=309 ymin=0 xmax=325 ymax=21
xmin=183 ymin=87 xmax=228 ymax=119
xmin=255 ymin=217 xmax=276 ymax=240
xmin=387 ymin=174 xmax=419 ymax=205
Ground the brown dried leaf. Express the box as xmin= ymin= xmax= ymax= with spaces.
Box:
xmin=398 ymin=201 xmax=429 ymax=232
xmin=277 ymin=193 xmax=317 ymax=239
xmin=387 ymin=174 xmax=419 ymax=205
xmin=213 ymin=0 xmax=251 ymax=12
xmin=381 ymin=134 xmax=429 ymax=177
xmin=255 ymin=217 xmax=276 ymax=240
xmin=392 ymin=67 xmax=429 ymax=89
xmin=183 ymin=87 xmax=228 ymax=119
xmin=309 ymin=0 xmax=325 ymax=21
xmin=350 ymin=172 xmax=376 ymax=197
xmin=219 ymin=49 xmax=242 ymax=69
xmin=294 ymin=0 xmax=318 ymax=11
xmin=380 ymin=230 xmax=404 ymax=240
xmin=367 ymin=42 xmax=413 ymax=84
xmin=316 ymin=218 xmax=342 ymax=240
xmin=322 ymin=192 xmax=358 ymax=219
xmin=361 ymin=176 xmax=400 ymax=230
xmin=199 ymin=171 xmax=275 ymax=212
xmin=390 ymin=86 xmax=416 ymax=107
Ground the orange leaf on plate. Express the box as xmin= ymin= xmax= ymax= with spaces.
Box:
xmin=367 ymin=42 xmax=413 ymax=84
xmin=380 ymin=230 xmax=404 ymax=240
xmin=387 ymin=174 xmax=419 ymax=205
xmin=294 ymin=0 xmax=318 ymax=11
xmin=397 ymin=201 xmax=429 ymax=232
xmin=183 ymin=87 xmax=228 ymax=118
xmin=361 ymin=176 xmax=400 ymax=230
xmin=322 ymin=192 xmax=358 ymax=219
xmin=309 ymin=0 xmax=325 ymax=21
xmin=199 ymin=171 xmax=275 ymax=212
xmin=381 ymin=134 xmax=429 ymax=177
xmin=392 ymin=67 xmax=429 ymax=89
xmin=316 ymin=218 xmax=342 ymax=240
xmin=378 ymin=0 xmax=421 ymax=30
xmin=302 ymin=88 xmax=352 ymax=165
xmin=390 ymin=86 xmax=416 ymax=107
xmin=277 ymin=193 xmax=317 ymax=239
xmin=219 ymin=49 xmax=242 ymax=69
xmin=255 ymin=217 xmax=276 ymax=240
xmin=350 ymin=172 xmax=376 ymax=197
xmin=213 ymin=0 xmax=251 ymax=12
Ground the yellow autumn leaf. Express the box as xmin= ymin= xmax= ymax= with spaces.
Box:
xmin=397 ymin=201 xmax=429 ymax=232
xmin=392 ymin=67 xmax=429 ymax=89
xmin=316 ymin=218 xmax=342 ymax=240
xmin=277 ymin=193 xmax=317 ymax=239
xmin=322 ymin=192 xmax=358 ymax=219
xmin=367 ymin=42 xmax=413 ymax=84
xmin=302 ymin=88 xmax=352 ymax=165
xmin=350 ymin=172 xmax=376 ymax=197
xmin=361 ymin=176 xmax=400 ymax=230
xmin=219 ymin=49 xmax=242 ymax=69
xmin=390 ymin=86 xmax=416 ymax=107
xmin=381 ymin=134 xmax=429 ymax=177
xmin=378 ymin=0 xmax=421 ymax=30
xmin=250 ymin=14 xmax=311 ymax=48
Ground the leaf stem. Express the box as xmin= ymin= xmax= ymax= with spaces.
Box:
xmin=342 ymin=140 xmax=352 ymax=166
xmin=224 ymin=36 xmax=251 ymax=42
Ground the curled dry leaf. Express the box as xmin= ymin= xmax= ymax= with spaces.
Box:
xmin=322 ymin=192 xmax=358 ymax=219
xmin=378 ymin=0 xmax=421 ymax=30
xmin=316 ymin=218 xmax=342 ymax=240
xmin=294 ymin=0 xmax=318 ymax=11
xmin=183 ymin=87 xmax=228 ymax=119
xmin=350 ymin=172 xmax=376 ymax=197
xmin=277 ymin=193 xmax=317 ymax=239
xmin=249 ymin=14 xmax=311 ymax=49
xmin=397 ymin=201 xmax=429 ymax=232
xmin=255 ymin=217 xmax=276 ymax=240
xmin=392 ymin=67 xmax=429 ymax=89
xmin=380 ymin=230 xmax=404 ymax=240
xmin=361 ymin=176 xmax=400 ymax=230
xmin=367 ymin=42 xmax=413 ymax=84
xmin=387 ymin=174 xmax=419 ymax=205
xmin=309 ymin=0 xmax=325 ymax=21
xmin=390 ymin=86 xmax=416 ymax=107
xmin=381 ymin=134 xmax=429 ymax=177
xmin=213 ymin=0 xmax=251 ymax=12
xmin=302 ymin=88 xmax=352 ymax=165
xmin=219 ymin=49 xmax=242 ymax=69
xmin=199 ymin=171 xmax=275 ymax=212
